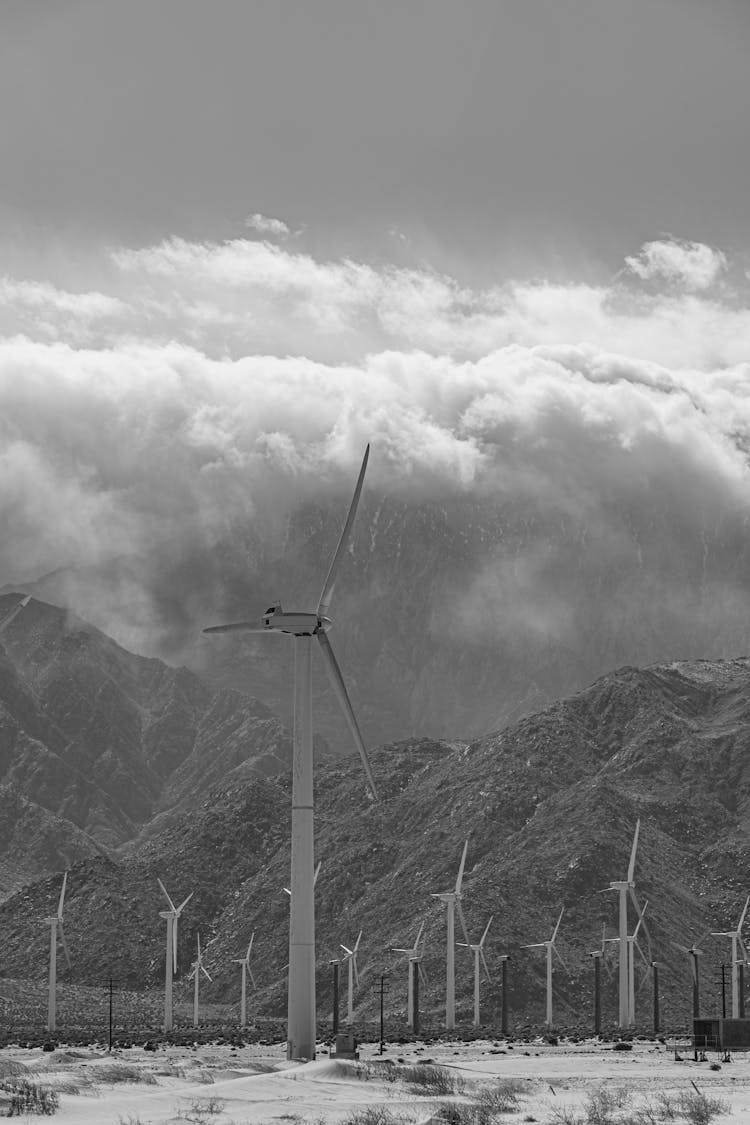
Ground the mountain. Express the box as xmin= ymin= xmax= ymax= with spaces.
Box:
xmin=2 ymin=651 xmax=750 ymax=1030
xmin=0 ymin=593 xmax=296 ymax=879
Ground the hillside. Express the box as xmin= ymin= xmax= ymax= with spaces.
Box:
xmin=3 ymin=655 xmax=750 ymax=1031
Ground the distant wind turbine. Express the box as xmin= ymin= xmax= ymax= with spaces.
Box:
xmin=458 ymin=916 xmax=493 ymax=1027
xmin=188 ymin=934 xmax=214 ymax=1027
xmin=0 ymin=594 xmax=30 ymax=634
xmin=711 ymin=896 xmax=750 ymax=1019
xmin=524 ymin=907 xmax=566 ymax=1028
xmin=431 ymin=839 xmax=470 ymax=1030
xmin=204 ymin=446 xmax=377 ymax=1061
xmin=340 ymin=930 xmax=362 ymax=1025
xmin=157 ymin=878 xmax=193 ymax=1032
xmin=600 ymin=820 xmax=650 ymax=1028
xmin=46 ymin=872 xmax=71 ymax=1033
xmin=672 ymin=937 xmax=706 ymax=1019
xmin=231 ymin=932 xmax=256 ymax=1028
xmin=392 ymin=920 xmax=427 ymax=1030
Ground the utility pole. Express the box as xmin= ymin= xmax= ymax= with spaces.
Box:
xmin=721 ymin=964 xmax=727 ymax=1019
xmin=500 ymin=956 xmax=510 ymax=1036
xmin=379 ymin=973 xmax=389 ymax=1055
xmin=412 ymin=962 xmax=420 ymax=1036
xmin=592 ymin=954 xmax=601 ymax=1036
xmin=330 ymin=960 xmax=340 ymax=1038
xmin=652 ymin=963 xmax=660 ymax=1036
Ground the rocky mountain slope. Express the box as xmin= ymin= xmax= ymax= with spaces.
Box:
xmin=0 ymin=593 xmax=295 ymax=893
xmin=3 ymin=651 xmax=750 ymax=1031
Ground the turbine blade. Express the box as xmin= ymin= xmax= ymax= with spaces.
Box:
xmin=627 ymin=819 xmax=641 ymax=883
xmin=672 ymin=942 xmax=690 ymax=954
xmin=249 ymin=969 xmax=257 ymax=989
xmin=455 ymin=839 xmax=470 ymax=893
xmin=552 ymin=906 xmax=564 ymax=942
xmin=176 ymin=892 xmax=194 ymax=914
xmin=480 ymin=915 xmax=493 ymax=946
xmin=480 ymin=948 xmax=492 ymax=983
xmin=58 ymin=924 xmax=71 ymax=970
xmin=313 ymin=861 xmax=322 ymax=886
xmin=553 ymin=945 xmax=568 ymax=974
xmin=0 ymin=594 xmax=30 ymax=634
xmin=57 ymin=871 xmax=68 ymax=918
xmin=739 ymin=896 xmax=750 ymax=932
xmin=354 ymin=930 xmax=362 ymax=953
xmin=418 ymin=964 xmax=428 ymax=987
xmin=202 ymin=966 xmax=212 ymax=981
xmin=634 ymin=938 xmax=650 ymax=971
xmin=353 ymin=956 xmax=360 ymax=987
xmin=317 ymin=445 xmax=369 ymax=618
xmin=414 ymin=920 xmax=425 ymax=952
xmin=157 ymin=878 xmax=176 ymax=912
xmin=247 ymin=932 xmax=255 ymax=960
xmin=629 ymin=888 xmax=652 ymax=953
xmin=317 ymin=631 xmax=378 ymax=798
xmin=203 ymin=619 xmax=270 ymax=634
xmin=456 ymin=900 xmax=470 ymax=946
xmin=341 ymin=944 xmax=353 ymax=956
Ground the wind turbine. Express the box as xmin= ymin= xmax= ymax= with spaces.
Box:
xmin=232 ymin=933 xmax=256 ymax=1028
xmin=46 ymin=872 xmax=71 ymax=1033
xmin=188 ymin=934 xmax=214 ymax=1027
xmin=589 ymin=924 xmax=608 ymax=1036
xmin=0 ymin=594 xmax=30 ymax=634
xmin=711 ymin=896 xmax=750 ymax=1019
xmin=392 ymin=920 xmax=427 ymax=1030
xmin=157 ymin=878 xmax=193 ymax=1032
xmin=204 ymin=446 xmax=377 ymax=1061
xmin=600 ymin=819 xmax=650 ymax=1028
xmin=431 ymin=839 xmax=470 ymax=1029
xmin=340 ymin=930 xmax=362 ymax=1025
xmin=458 ymin=916 xmax=493 ymax=1027
xmin=523 ymin=907 xmax=566 ymax=1028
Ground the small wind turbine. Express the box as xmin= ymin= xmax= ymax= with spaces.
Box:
xmin=431 ymin=838 xmax=470 ymax=1030
xmin=392 ymin=920 xmax=427 ymax=1029
xmin=204 ymin=446 xmax=377 ymax=1061
xmin=157 ymin=878 xmax=193 ymax=1032
xmin=46 ymin=872 xmax=70 ymax=1033
xmin=188 ymin=934 xmax=214 ymax=1027
xmin=232 ymin=932 xmax=256 ymax=1027
xmin=340 ymin=930 xmax=362 ymax=1025
xmin=524 ymin=907 xmax=566 ymax=1028
xmin=0 ymin=594 xmax=30 ymax=634
xmin=711 ymin=896 xmax=750 ymax=1019
xmin=600 ymin=819 xmax=650 ymax=1028
xmin=458 ymin=916 xmax=493 ymax=1027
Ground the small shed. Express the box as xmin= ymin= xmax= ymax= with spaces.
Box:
xmin=694 ymin=1018 xmax=750 ymax=1051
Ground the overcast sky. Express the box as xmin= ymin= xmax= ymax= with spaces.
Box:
xmin=2 ymin=1 xmax=750 ymax=658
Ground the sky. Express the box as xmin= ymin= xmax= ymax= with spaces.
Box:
xmin=2 ymin=0 xmax=750 ymax=658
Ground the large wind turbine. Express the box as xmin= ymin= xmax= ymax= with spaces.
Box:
xmin=204 ymin=446 xmax=377 ymax=1061
xmin=431 ymin=839 xmax=470 ymax=1030
xmin=601 ymin=820 xmax=650 ymax=1028
xmin=46 ymin=872 xmax=70 ymax=1033
xmin=188 ymin=934 xmax=214 ymax=1027
xmin=232 ymin=932 xmax=256 ymax=1028
xmin=711 ymin=896 xmax=750 ymax=1019
xmin=524 ymin=907 xmax=566 ymax=1028
xmin=392 ymin=921 xmax=427 ymax=1030
xmin=340 ymin=930 xmax=362 ymax=1025
xmin=157 ymin=878 xmax=193 ymax=1032
xmin=0 ymin=594 xmax=30 ymax=634
xmin=458 ymin=916 xmax=493 ymax=1027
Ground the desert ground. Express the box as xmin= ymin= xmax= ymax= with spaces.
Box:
xmin=1 ymin=1037 xmax=749 ymax=1125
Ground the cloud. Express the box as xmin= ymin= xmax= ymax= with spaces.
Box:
xmin=624 ymin=237 xmax=727 ymax=291
xmin=1 ymin=229 xmax=750 ymax=667
xmin=243 ymin=213 xmax=290 ymax=238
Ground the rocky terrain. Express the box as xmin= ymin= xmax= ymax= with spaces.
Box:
xmin=2 ymin=592 xmax=750 ymax=1033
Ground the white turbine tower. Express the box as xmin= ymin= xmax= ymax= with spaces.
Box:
xmin=204 ymin=446 xmax=377 ymax=1061
xmin=232 ymin=932 xmax=257 ymax=1028
xmin=458 ymin=915 xmax=493 ymax=1027
xmin=431 ymin=839 xmax=470 ymax=1030
xmin=392 ymin=921 xmax=427 ymax=1029
xmin=601 ymin=820 xmax=650 ymax=1028
xmin=188 ymin=934 xmax=214 ymax=1027
xmin=46 ymin=872 xmax=70 ymax=1033
xmin=625 ymin=900 xmax=649 ymax=1027
xmin=340 ymin=930 xmax=362 ymax=1025
xmin=0 ymin=594 xmax=30 ymax=634
xmin=524 ymin=907 xmax=566 ymax=1028
xmin=157 ymin=878 xmax=193 ymax=1032
xmin=711 ymin=896 xmax=750 ymax=1019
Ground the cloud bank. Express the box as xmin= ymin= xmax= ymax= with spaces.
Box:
xmin=1 ymin=232 xmax=750 ymax=668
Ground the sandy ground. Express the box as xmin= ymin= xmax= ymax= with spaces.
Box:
xmin=1 ymin=1038 xmax=749 ymax=1123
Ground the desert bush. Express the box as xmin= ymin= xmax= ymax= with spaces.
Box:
xmin=401 ymin=1064 xmax=464 ymax=1096
xmin=676 ymin=1090 xmax=728 ymax=1125
xmin=474 ymin=1080 xmax=526 ymax=1117
xmin=0 ymin=1076 xmax=59 ymax=1115
xmin=175 ymin=1095 xmax=226 ymax=1122
xmin=339 ymin=1109 xmax=413 ymax=1125
xmin=94 ymin=1062 xmax=157 ymax=1085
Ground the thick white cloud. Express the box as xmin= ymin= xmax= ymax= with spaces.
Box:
xmin=1 ymin=230 xmax=750 ymax=659
xmin=624 ymin=237 xmax=727 ymax=291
